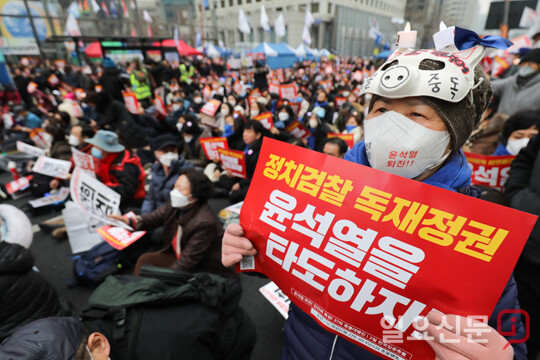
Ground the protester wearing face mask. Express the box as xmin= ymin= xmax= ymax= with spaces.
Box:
xmin=493 ymin=111 xmax=540 ymax=156
xmin=247 ymin=99 xmax=267 ymax=120
xmin=29 ymin=118 xmax=73 ymax=197
xmin=227 ymin=95 xmax=237 ymax=107
xmin=221 ymin=42 xmax=526 ymax=360
xmin=141 ymin=134 xmax=194 ymax=214
xmin=303 ymin=108 xmax=329 ymax=151
xmin=69 ymin=123 xmax=95 ymax=151
xmin=505 ymin=133 xmax=540 ymax=359
xmin=190 ymin=91 xmax=205 ymax=113
xmin=275 ymin=104 xmax=296 ymax=129
xmin=112 ymin=170 xmax=232 ymax=276
xmin=179 ymin=115 xmax=208 ymax=168
xmin=86 ymin=130 xmax=146 ymax=210
xmin=343 ymin=112 xmax=364 ymax=144
xmin=218 ymin=120 xmax=266 ymax=203
xmin=492 ymin=48 xmax=540 ymax=116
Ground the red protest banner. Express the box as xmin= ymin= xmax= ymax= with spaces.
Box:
xmin=353 ymin=70 xmax=364 ymax=82
xmin=97 ymin=226 xmax=146 ymax=250
xmin=5 ymin=175 xmax=33 ymax=195
xmin=328 ymin=133 xmax=355 ymax=150
xmin=233 ymin=81 xmax=243 ymax=95
xmin=202 ymin=85 xmax=212 ymax=101
xmin=122 ymin=91 xmax=139 ymax=114
xmin=335 ymin=96 xmax=347 ymax=108
xmin=250 ymin=89 xmax=262 ymax=99
xmin=254 ymin=112 xmax=274 ymax=130
xmin=27 ymin=82 xmax=37 ymax=94
xmin=97 ymin=212 xmax=146 ymax=250
xmin=218 ymin=148 xmax=247 ymax=179
xmin=285 ymin=121 xmax=311 ymax=140
xmin=199 ymin=137 xmax=229 ymax=161
xmin=48 ymin=74 xmax=59 ymax=86
xmin=74 ymin=88 xmax=85 ymax=100
xmin=320 ymin=80 xmax=332 ymax=91
xmin=200 ymin=99 xmax=222 ymax=117
xmin=238 ymin=138 xmax=537 ymax=360
xmin=276 ymin=69 xmax=285 ymax=83
xmin=279 ymin=84 xmax=298 ymax=100
xmin=463 ymin=152 xmax=515 ymax=191
xmin=269 ymin=82 xmax=280 ymax=95
xmin=154 ymin=95 xmax=167 ymax=116
xmin=277 ymin=99 xmax=302 ymax=116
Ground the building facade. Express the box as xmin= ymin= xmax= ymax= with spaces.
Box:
xmin=197 ymin=0 xmax=406 ymax=56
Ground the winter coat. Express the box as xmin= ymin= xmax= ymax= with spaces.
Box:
xmin=492 ymin=72 xmax=540 ymax=116
xmin=141 ymin=157 xmax=194 ymax=214
xmin=227 ymin=131 xmax=245 ymax=151
xmin=0 ymin=242 xmax=67 ymax=341
xmin=182 ymin=136 xmax=208 ymax=168
xmin=281 ymin=141 xmax=527 ymax=360
xmin=95 ymin=150 xmax=146 ymax=209
xmin=139 ymin=202 xmax=233 ymax=276
xmin=100 ymin=67 xmax=125 ymax=103
xmin=504 ymin=134 xmax=540 ymax=265
xmin=0 ymin=271 xmax=255 ymax=360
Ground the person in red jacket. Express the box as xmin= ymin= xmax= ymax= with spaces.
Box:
xmin=85 ymin=130 xmax=146 ymax=210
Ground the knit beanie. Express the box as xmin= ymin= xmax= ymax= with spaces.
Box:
xmin=520 ymin=48 xmax=540 ymax=64
xmin=368 ymin=64 xmax=492 ymax=153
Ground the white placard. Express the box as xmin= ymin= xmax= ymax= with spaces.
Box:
xmin=16 ymin=141 xmax=46 ymax=157
xmin=71 ymin=147 xmax=95 ymax=176
xmin=259 ymin=281 xmax=291 ymax=319
xmin=32 ymin=156 xmax=72 ymax=179
xmin=63 ymin=201 xmax=105 ymax=254
xmin=69 ymin=167 xmax=130 ymax=230
xmin=28 ymin=187 xmax=70 ymax=208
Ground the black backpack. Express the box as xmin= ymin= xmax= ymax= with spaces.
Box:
xmin=69 ymin=241 xmax=143 ymax=287
xmin=80 ymin=266 xmax=256 ymax=360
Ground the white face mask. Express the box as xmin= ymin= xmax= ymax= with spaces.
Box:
xmin=250 ymin=110 xmax=259 ymax=118
xmin=506 ymin=138 xmax=530 ymax=155
xmin=309 ymin=118 xmax=318 ymax=128
xmin=194 ymin=97 xmax=202 ymax=104
xmin=172 ymin=104 xmax=181 ymax=111
xmin=278 ymin=112 xmax=289 ymax=121
xmin=518 ymin=65 xmax=537 ymax=78
xmin=184 ymin=135 xmax=193 ymax=143
xmin=68 ymin=134 xmax=80 ymax=146
xmin=364 ymin=111 xmax=451 ymax=179
xmin=176 ymin=122 xmax=183 ymax=132
xmin=159 ymin=152 xmax=178 ymax=167
xmin=170 ymin=188 xmax=192 ymax=208
xmin=228 ymin=99 xmax=236 ymax=106
xmin=221 ymin=107 xmax=230 ymax=116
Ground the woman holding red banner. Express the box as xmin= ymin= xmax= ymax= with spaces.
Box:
xmin=221 ymin=35 xmax=526 ymax=359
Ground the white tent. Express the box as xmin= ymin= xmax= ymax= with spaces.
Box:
xmin=196 ymin=43 xmax=221 ymax=58
xmin=294 ymin=44 xmax=316 ymax=59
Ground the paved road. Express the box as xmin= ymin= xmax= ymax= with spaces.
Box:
xmin=2 ymin=171 xmax=285 ymax=360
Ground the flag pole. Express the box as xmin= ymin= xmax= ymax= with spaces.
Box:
xmin=200 ymin=0 xmax=205 ymax=46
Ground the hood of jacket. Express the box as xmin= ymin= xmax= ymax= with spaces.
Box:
xmin=0 ymin=317 xmax=85 ymax=360
xmin=0 ymin=242 xmax=33 ymax=275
